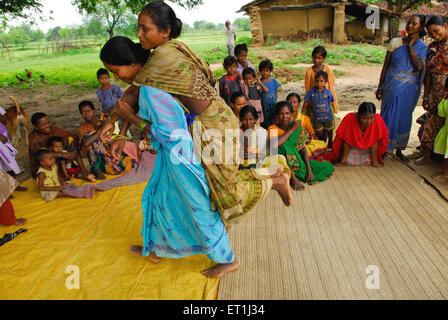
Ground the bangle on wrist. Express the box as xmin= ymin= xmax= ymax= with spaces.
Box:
xmin=137 ymin=119 xmax=149 ymax=132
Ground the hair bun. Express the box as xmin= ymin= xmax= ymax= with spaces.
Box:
xmin=170 ymin=17 xmax=182 ymax=39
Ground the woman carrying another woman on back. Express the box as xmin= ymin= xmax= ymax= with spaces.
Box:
xmin=100 ymin=1 xmax=292 ymax=226
xmin=376 ymin=14 xmax=428 ymax=162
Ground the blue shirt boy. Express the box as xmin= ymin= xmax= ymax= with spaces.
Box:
xmin=96 ymin=85 xmax=123 ymax=114
xmin=304 ymin=86 xmax=334 ymax=123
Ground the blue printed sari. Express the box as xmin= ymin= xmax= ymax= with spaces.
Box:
xmin=380 ymin=39 xmax=428 ymax=152
xmin=138 ymin=86 xmax=234 ymax=264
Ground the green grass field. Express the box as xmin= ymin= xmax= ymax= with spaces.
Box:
xmin=0 ymin=31 xmax=384 ymax=90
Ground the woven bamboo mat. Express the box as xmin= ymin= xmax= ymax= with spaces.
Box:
xmin=217 ymin=158 xmax=448 ymax=299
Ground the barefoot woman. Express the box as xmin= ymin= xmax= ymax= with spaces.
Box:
xmin=101 ymin=1 xmax=292 ymax=225
xmin=100 ymin=37 xmax=239 ymax=278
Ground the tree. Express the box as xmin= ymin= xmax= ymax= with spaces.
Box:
xmin=204 ymin=22 xmax=216 ymax=30
xmin=233 ymin=17 xmax=250 ymax=31
xmin=87 ymin=0 xmax=128 ymax=38
xmin=193 ymin=20 xmax=207 ymax=30
xmin=73 ymin=0 xmax=203 ymax=14
xmin=0 ymin=0 xmax=43 ymax=25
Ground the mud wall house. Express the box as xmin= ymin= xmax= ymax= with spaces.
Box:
xmin=238 ymin=0 xmax=398 ymax=45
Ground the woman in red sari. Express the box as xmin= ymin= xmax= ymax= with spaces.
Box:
xmin=324 ymin=102 xmax=389 ymax=167
xmin=0 ymin=170 xmax=26 ymax=226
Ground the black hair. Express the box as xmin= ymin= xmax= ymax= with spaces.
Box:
xmin=230 ymin=91 xmax=245 ymax=104
xmin=275 ymin=101 xmax=293 ymax=115
xmin=141 ymin=1 xmax=182 ymax=39
xmin=239 ymin=105 xmax=258 ymax=122
xmin=286 ymin=92 xmax=301 ymax=103
xmin=312 ymin=46 xmax=327 ymax=58
xmin=96 ymin=68 xmax=109 ymax=79
xmin=100 ymin=36 xmax=150 ymax=66
xmin=234 ymin=43 xmax=248 ymax=56
xmin=36 ymin=149 xmax=52 ymax=163
xmin=223 ymin=55 xmax=237 ymax=69
xmin=48 ymin=136 xmax=64 ymax=148
xmin=426 ymin=15 xmax=447 ymax=28
xmin=31 ymin=112 xmax=48 ymax=126
xmin=409 ymin=14 xmax=427 ymax=38
xmin=242 ymin=67 xmax=256 ymax=78
xmin=259 ymin=59 xmax=273 ymax=72
xmin=358 ymin=102 xmax=376 ymax=116
xmin=78 ymin=100 xmax=95 ymax=113
xmin=315 ymin=70 xmax=328 ymax=82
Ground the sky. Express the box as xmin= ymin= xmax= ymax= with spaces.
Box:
xmin=33 ymin=0 xmax=248 ymax=32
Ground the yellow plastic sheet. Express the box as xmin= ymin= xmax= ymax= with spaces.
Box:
xmin=0 ymin=178 xmax=219 ymax=300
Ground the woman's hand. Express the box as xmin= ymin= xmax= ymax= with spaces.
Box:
xmin=408 ymin=32 xmax=419 ymax=47
xmin=109 ymin=138 xmax=126 ymax=161
xmin=115 ymin=98 xmax=136 ymax=118
xmin=99 ymin=120 xmax=116 ymax=143
xmin=291 ymin=119 xmax=302 ymax=132
xmin=375 ymin=87 xmax=383 ymax=101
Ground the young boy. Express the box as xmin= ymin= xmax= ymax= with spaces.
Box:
xmin=36 ymin=149 xmax=67 ymax=202
xmin=96 ymin=68 xmax=123 ymax=114
xmin=230 ymin=91 xmax=247 ymax=120
xmin=219 ymin=56 xmax=241 ymax=106
xmin=259 ymin=59 xmax=281 ymax=129
xmin=234 ymin=43 xmax=256 ymax=75
xmin=303 ymin=71 xmax=335 ymax=149
xmin=28 ymin=112 xmax=89 ymax=179
xmin=305 ymin=46 xmax=338 ymax=113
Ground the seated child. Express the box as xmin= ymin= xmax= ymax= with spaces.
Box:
xmin=303 ymin=71 xmax=335 ymax=149
xmin=235 ymin=43 xmax=256 ymax=74
xmin=259 ymin=59 xmax=281 ymax=129
xmin=268 ymin=101 xmax=334 ymax=191
xmin=230 ymin=91 xmax=247 ymax=121
xmin=96 ymin=68 xmax=123 ymax=114
xmin=219 ymin=56 xmax=241 ymax=106
xmin=35 ymin=149 xmax=86 ymax=202
xmin=305 ymin=46 xmax=339 ymax=113
xmin=239 ymin=67 xmax=268 ymax=124
xmin=286 ymin=92 xmax=327 ymax=161
xmin=433 ymin=91 xmax=448 ymax=179
xmin=28 ymin=112 xmax=89 ymax=179
xmin=48 ymin=136 xmax=95 ymax=181
xmin=324 ymin=102 xmax=389 ymax=167
xmin=239 ymin=105 xmax=268 ymax=169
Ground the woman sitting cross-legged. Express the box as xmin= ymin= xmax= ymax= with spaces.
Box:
xmin=268 ymin=101 xmax=334 ymax=191
xmin=324 ymin=102 xmax=389 ymax=167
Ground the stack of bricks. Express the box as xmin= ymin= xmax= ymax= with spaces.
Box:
xmin=249 ymin=6 xmax=264 ymax=46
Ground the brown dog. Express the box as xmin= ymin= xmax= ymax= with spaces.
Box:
xmin=3 ymin=96 xmax=29 ymax=147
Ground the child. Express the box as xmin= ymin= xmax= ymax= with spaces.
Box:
xmin=96 ymin=68 xmax=123 ymax=114
xmin=48 ymin=136 xmax=95 ymax=181
xmin=259 ymin=59 xmax=281 ymax=129
xmin=303 ymin=71 xmax=335 ymax=150
xmin=268 ymin=101 xmax=334 ymax=190
xmin=239 ymin=105 xmax=268 ymax=169
xmin=239 ymin=67 xmax=268 ymax=124
xmin=234 ymin=43 xmax=256 ymax=75
xmin=230 ymin=91 xmax=247 ymax=120
xmin=286 ymin=93 xmax=327 ymax=161
xmin=219 ymin=56 xmax=241 ymax=106
xmin=36 ymin=149 xmax=67 ymax=202
xmin=28 ymin=112 xmax=89 ymax=179
xmin=305 ymin=46 xmax=339 ymax=114
xmin=433 ymin=84 xmax=448 ymax=179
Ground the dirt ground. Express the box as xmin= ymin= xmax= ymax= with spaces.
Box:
xmin=0 ymin=60 xmax=424 ymax=184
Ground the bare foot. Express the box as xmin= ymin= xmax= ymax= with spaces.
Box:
xmin=15 ymin=186 xmax=27 ymax=191
xmin=86 ymin=174 xmax=96 ymax=182
xmin=372 ymin=162 xmax=384 ymax=168
xmin=14 ymin=218 xmax=26 ymax=226
xmin=200 ymin=257 xmax=240 ymax=279
xmin=273 ymin=173 xmax=292 ymax=206
xmin=129 ymin=245 xmax=161 ymax=263
xmin=334 ymin=161 xmax=346 ymax=167
xmin=415 ymin=155 xmax=428 ymax=166
xmin=432 ymin=173 xmax=448 ymax=179
xmin=290 ymin=175 xmax=305 ymax=191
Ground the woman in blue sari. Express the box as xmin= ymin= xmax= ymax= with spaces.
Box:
xmin=100 ymin=37 xmax=239 ymax=278
xmin=376 ymin=14 xmax=428 ymax=162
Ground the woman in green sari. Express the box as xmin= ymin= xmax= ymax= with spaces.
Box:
xmin=268 ymin=101 xmax=334 ymax=190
